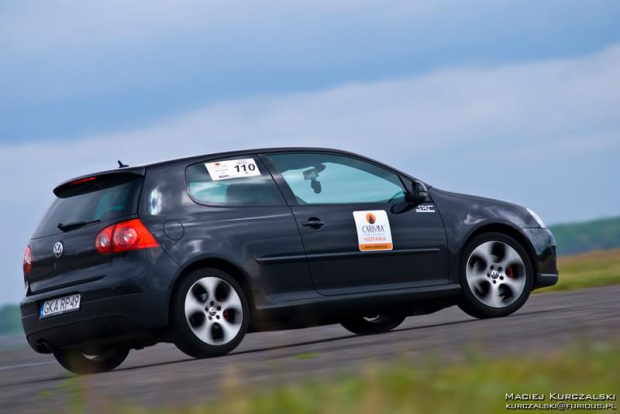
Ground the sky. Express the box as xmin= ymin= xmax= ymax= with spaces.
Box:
xmin=1 ymin=0 xmax=619 ymax=304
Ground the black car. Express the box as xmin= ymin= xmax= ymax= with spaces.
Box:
xmin=21 ymin=148 xmax=558 ymax=374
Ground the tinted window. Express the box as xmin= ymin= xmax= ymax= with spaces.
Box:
xmin=266 ymin=153 xmax=407 ymax=205
xmin=186 ymin=157 xmax=284 ymax=206
xmin=33 ymin=175 xmax=142 ymax=238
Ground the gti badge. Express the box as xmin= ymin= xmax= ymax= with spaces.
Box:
xmin=53 ymin=241 xmax=64 ymax=259
xmin=415 ymin=204 xmax=436 ymax=213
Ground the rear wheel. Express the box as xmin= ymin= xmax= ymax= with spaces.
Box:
xmin=171 ymin=268 xmax=249 ymax=359
xmin=458 ymin=232 xmax=533 ymax=319
xmin=340 ymin=315 xmax=405 ymax=335
xmin=53 ymin=347 xmax=129 ymax=375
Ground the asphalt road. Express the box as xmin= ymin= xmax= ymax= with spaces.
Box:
xmin=1 ymin=286 xmax=618 ymax=413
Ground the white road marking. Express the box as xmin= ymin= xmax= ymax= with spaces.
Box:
xmin=0 ymin=361 xmax=55 ymax=371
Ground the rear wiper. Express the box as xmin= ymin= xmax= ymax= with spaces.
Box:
xmin=57 ymin=219 xmax=101 ymax=232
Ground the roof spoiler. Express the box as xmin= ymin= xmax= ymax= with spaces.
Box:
xmin=53 ymin=167 xmax=146 ymax=197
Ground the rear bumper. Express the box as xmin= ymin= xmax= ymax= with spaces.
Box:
xmin=21 ymin=292 xmax=168 ymax=353
xmin=21 ymin=248 xmax=179 ymax=353
xmin=21 ymin=291 xmax=168 ymax=353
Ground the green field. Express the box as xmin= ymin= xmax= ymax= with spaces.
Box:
xmin=0 ymin=304 xmax=20 ymax=335
xmin=537 ymin=248 xmax=620 ymax=293
xmin=550 ymin=216 xmax=620 ymax=255
xmin=62 ymin=341 xmax=619 ymax=414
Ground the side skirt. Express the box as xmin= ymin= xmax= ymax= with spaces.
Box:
xmin=249 ymin=283 xmax=461 ymax=331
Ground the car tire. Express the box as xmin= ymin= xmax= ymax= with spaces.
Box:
xmin=458 ymin=232 xmax=534 ymax=319
xmin=53 ymin=347 xmax=129 ymax=375
xmin=340 ymin=315 xmax=406 ymax=335
xmin=171 ymin=268 xmax=250 ymax=359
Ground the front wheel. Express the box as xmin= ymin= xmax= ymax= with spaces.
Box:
xmin=341 ymin=315 xmax=406 ymax=335
xmin=458 ymin=232 xmax=534 ymax=319
xmin=171 ymin=268 xmax=249 ymax=359
xmin=53 ymin=347 xmax=129 ymax=375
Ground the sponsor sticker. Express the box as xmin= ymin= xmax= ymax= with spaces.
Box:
xmin=353 ymin=210 xmax=393 ymax=251
xmin=205 ymin=158 xmax=261 ymax=181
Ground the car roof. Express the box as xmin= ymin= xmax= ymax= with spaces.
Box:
xmin=132 ymin=147 xmax=370 ymax=169
xmin=54 ymin=147 xmax=419 ymax=192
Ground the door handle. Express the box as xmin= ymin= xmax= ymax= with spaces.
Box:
xmin=301 ymin=218 xmax=325 ymax=228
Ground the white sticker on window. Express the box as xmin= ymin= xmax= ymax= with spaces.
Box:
xmin=353 ymin=210 xmax=393 ymax=251
xmin=205 ymin=158 xmax=261 ymax=181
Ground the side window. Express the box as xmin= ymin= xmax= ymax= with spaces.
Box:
xmin=186 ymin=157 xmax=284 ymax=206
xmin=265 ymin=153 xmax=407 ymax=205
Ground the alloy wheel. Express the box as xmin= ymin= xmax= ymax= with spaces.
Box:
xmin=184 ymin=276 xmax=244 ymax=345
xmin=465 ymin=241 xmax=527 ymax=308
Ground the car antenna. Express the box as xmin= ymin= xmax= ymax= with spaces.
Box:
xmin=117 ymin=160 xmax=129 ymax=168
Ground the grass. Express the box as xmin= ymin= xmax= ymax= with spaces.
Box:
xmin=62 ymin=341 xmax=619 ymax=414
xmin=295 ymin=352 xmax=319 ymax=360
xmin=537 ymin=248 xmax=620 ymax=293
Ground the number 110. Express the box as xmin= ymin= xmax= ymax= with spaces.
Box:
xmin=234 ymin=164 xmax=256 ymax=173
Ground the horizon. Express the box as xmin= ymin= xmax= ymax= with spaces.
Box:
xmin=1 ymin=0 xmax=619 ymax=304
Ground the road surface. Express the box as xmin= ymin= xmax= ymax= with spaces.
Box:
xmin=1 ymin=286 xmax=618 ymax=413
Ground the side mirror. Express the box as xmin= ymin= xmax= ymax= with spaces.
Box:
xmin=410 ymin=181 xmax=429 ymax=203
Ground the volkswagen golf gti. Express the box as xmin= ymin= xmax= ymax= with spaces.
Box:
xmin=21 ymin=148 xmax=558 ymax=374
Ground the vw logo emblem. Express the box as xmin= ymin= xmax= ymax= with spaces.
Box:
xmin=53 ymin=242 xmax=64 ymax=259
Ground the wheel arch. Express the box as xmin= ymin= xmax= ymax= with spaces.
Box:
xmin=168 ymin=256 xmax=256 ymax=320
xmin=461 ymin=223 xmax=539 ymax=287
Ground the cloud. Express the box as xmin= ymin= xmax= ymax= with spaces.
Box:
xmin=3 ymin=42 xmax=619 ymax=204
xmin=3 ymin=0 xmax=619 ymax=108
xmin=0 ymin=1 xmax=451 ymax=58
xmin=1 ymin=44 xmax=619 ymax=303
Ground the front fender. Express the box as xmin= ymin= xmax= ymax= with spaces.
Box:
xmin=430 ymin=187 xmax=557 ymax=288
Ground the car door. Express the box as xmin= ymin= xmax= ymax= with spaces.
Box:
xmin=143 ymin=154 xmax=317 ymax=305
xmin=262 ymin=151 xmax=449 ymax=296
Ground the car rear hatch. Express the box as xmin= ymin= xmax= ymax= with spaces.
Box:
xmin=26 ymin=170 xmax=144 ymax=295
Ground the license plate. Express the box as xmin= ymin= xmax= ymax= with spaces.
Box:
xmin=39 ymin=294 xmax=81 ymax=319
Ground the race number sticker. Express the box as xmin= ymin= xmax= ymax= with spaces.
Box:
xmin=205 ymin=158 xmax=261 ymax=181
xmin=353 ymin=210 xmax=393 ymax=251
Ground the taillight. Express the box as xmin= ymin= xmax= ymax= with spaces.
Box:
xmin=95 ymin=219 xmax=159 ymax=254
xmin=23 ymin=246 xmax=32 ymax=276
xmin=95 ymin=226 xmax=114 ymax=254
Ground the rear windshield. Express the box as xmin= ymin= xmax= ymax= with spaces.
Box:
xmin=33 ymin=174 xmax=143 ymax=238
